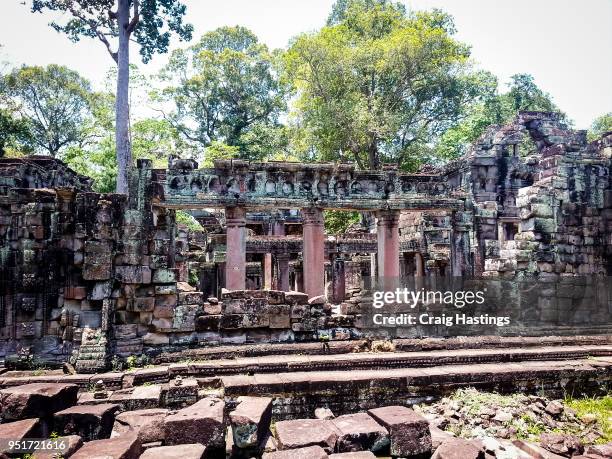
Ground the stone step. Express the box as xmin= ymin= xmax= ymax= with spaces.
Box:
xmin=152 ymin=335 xmax=612 ymax=363
xmin=153 ymin=345 xmax=612 ymax=381
xmin=221 ymin=357 xmax=612 ymax=420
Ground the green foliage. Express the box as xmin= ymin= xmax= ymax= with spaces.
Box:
xmin=2 ymin=64 xmax=94 ymax=156
xmin=159 ymin=26 xmax=288 ymax=160
xmin=176 ymin=210 xmax=204 ymax=232
xmin=566 ymin=395 xmax=612 ymax=443
xmin=283 ymin=0 xmax=485 ymax=169
xmin=62 ymin=114 xmax=185 ymax=193
xmin=201 ymin=141 xmax=239 ymax=167
xmin=0 ymin=108 xmax=33 ymax=157
xmin=31 ymin=0 xmax=193 ymax=64
xmin=324 ymin=210 xmax=361 ymax=234
xmin=436 ymin=73 xmax=565 ymax=159
xmin=588 ymin=112 xmax=612 ymax=141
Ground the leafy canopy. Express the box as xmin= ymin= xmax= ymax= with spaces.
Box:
xmin=158 ymin=26 xmax=288 ymax=161
xmin=283 ymin=0 xmax=486 ymax=170
xmin=31 ymin=0 xmax=193 ymax=64
xmin=588 ymin=112 xmax=612 ymax=141
xmin=2 ymin=64 xmax=94 ymax=156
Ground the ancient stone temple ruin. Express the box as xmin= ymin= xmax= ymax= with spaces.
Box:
xmin=0 ymin=112 xmax=610 ymax=370
xmin=0 ymin=112 xmax=611 ymax=458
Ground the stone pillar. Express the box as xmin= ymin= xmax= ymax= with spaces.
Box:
xmin=415 ymin=252 xmax=425 ymax=277
xmin=376 ymin=210 xmax=401 ymax=279
xmin=294 ymin=261 xmax=304 ymax=292
xmin=271 ymin=217 xmax=288 ymax=290
xmin=302 ymin=207 xmax=325 ymax=298
xmin=331 ymin=254 xmax=346 ymax=303
xmin=263 ymin=253 xmax=273 ymax=290
xmin=225 ymin=206 xmax=247 ymax=291
xmin=276 ymin=253 xmax=291 ymax=292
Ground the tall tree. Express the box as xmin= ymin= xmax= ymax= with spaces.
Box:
xmin=158 ymin=26 xmax=287 ymax=161
xmin=30 ymin=0 xmax=193 ymax=193
xmin=283 ymin=0 xmax=485 ymax=170
xmin=2 ymin=64 xmax=93 ymax=156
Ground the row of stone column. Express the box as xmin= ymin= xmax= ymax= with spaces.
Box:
xmin=224 ymin=207 xmax=405 ymax=298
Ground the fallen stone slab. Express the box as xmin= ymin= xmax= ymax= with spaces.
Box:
xmin=164 ymin=396 xmax=225 ymax=449
xmin=230 ymin=396 xmax=273 ymax=449
xmin=108 ymin=385 xmax=162 ymax=411
xmin=367 ymin=406 xmax=431 ymax=457
xmin=32 ymin=435 xmax=83 ymax=459
xmin=539 ymin=433 xmax=584 ymax=457
xmin=585 ymin=443 xmax=612 ymax=457
xmin=0 ymin=418 xmax=41 ymax=454
xmin=274 ymin=419 xmax=339 ymax=453
xmin=139 ymin=444 xmax=206 ymax=459
xmin=329 ymin=452 xmax=376 ymax=459
xmin=70 ymin=432 xmax=142 ymax=459
xmin=431 ymin=437 xmax=485 ymax=459
xmin=512 ymin=439 xmax=569 ymax=458
xmin=263 ymin=445 xmax=328 ymax=459
xmin=430 ymin=426 xmax=454 ymax=450
xmin=111 ymin=408 xmax=168 ymax=444
xmin=0 ymin=383 xmax=79 ymax=420
xmin=54 ymin=403 xmax=120 ymax=441
xmin=331 ymin=412 xmax=389 ymax=453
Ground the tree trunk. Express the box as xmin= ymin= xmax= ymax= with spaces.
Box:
xmin=115 ymin=0 xmax=132 ymax=194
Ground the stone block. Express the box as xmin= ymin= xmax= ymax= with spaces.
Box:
xmin=90 ymin=281 xmax=113 ymax=300
xmin=153 ymin=304 xmax=175 ymax=319
xmin=285 ymin=292 xmax=308 ymax=305
xmin=274 ymin=419 xmax=339 ymax=453
xmin=155 ymin=284 xmax=176 ymax=295
xmin=367 ymin=406 xmax=431 ymax=457
xmin=431 ymin=438 xmax=485 ymax=459
xmin=268 ymin=305 xmax=291 ymax=328
xmin=178 ymin=291 xmax=203 ymax=305
xmin=155 ymin=294 xmax=178 ymax=309
xmin=130 ymin=297 xmax=155 ymax=313
xmin=0 ymin=383 xmax=79 ymax=421
xmin=83 ymin=262 xmax=112 ymax=281
xmin=142 ymin=332 xmax=170 ymax=346
xmin=152 ymin=269 xmax=176 ymax=284
xmin=332 ymin=412 xmax=389 ymax=453
xmin=230 ymin=396 xmax=273 ymax=449
xmin=54 ymin=403 xmax=120 ymax=441
xmin=203 ymin=302 xmax=222 ymax=315
xmin=109 ymin=385 xmax=162 ymax=411
xmin=32 ymin=435 xmax=83 ymax=459
xmin=165 ymin=378 xmax=198 ymax=408
xmin=263 ymin=445 xmax=328 ymax=459
xmin=329 ymin=453 xmax=376 ymax=459
xmin=140 ymin=444 xmax=206 ymax=459
xmin=164 ymin=397 xmax=225 ymax=449
xmin=70 ymin=432 xmax=142 ymax=459
xmin=115 ymin=266 xmax=151 ymax=284
xmin=111 ymin=408 xmax=168 ymax=444
xmin=0 ymin=419 xmax=41 ymax=454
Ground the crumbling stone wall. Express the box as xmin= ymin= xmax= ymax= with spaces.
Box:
xmin=1 ymin=113 xmax=610 ymax=368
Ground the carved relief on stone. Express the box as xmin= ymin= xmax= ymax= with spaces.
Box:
xmin=20 ymin=296 xmax=37 ymax=313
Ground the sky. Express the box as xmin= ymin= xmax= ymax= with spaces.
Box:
xmin=0 ymin=0 xmax=611 ymax=129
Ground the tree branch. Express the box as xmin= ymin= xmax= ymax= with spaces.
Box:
xmin=127 ymin=0 xmax=140 ymax=34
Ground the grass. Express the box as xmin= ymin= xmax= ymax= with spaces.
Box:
xmin=565 ymin=395 xmax=612 ymax=443
xmin=449 ymin=387 xmax=524 ymax=416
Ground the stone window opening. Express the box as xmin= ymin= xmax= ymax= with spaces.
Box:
xmin=500 ymin=222 xmax=519 ymax=243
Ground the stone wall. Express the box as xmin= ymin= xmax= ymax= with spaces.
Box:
xmin=0 ymin=112 xmax=610 ymax=369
